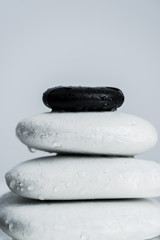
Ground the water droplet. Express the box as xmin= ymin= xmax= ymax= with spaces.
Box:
xmin=66 ymin=182 xmax=71 ymax=188
xmin=9 ymin=181 xmax=16 ymax=189
xmin=41 ymin=135 xmax=47 ymax=139
xmin=38 ymin=195 xmax=45 ymax=200
xmin=28 ymin=147 xmax=36 ymax=153
xmin=53 ymin=225 xmax=65 ymax=231
xmin=53 ymin=142 xmax=61 ymax=148
xmin=9 ymin=223 xmax=14 ymax=232
xmin=80 ymin=189 xmax=88 ymax=195
xmin=5 ymin=219 xmax=9 ymax=225
xmin=101 ymin=96 xmax=107 ymax=101
xmin=53 ymin=187 xmax=58 ymax=192
xmin=27 ymin=186 xmax=34 ymax=191
xmin=129 ymin=122 xmax=137 ymax=126
xmin=20 ymin=188 xmax=24 ymax=192
xmin=20 ymin=183 xmax=23 ymax=187
xmin=77 ymin=172 xmax=87 ymax=178
xmin=97 ymin=175 xmax=102 ymax=181
xmin=105 ymin=184 xmax=110 ymax=190
xmin=22 ymin=130 xmax=28 ymax=137
xmin=61 ymin=214 xmax=66 ymax=220
xmin=80 ymin=233 xmax=89 ymax=240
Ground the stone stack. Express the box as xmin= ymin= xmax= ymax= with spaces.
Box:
xmin=0 ymin=86 xmax=160 ymax=240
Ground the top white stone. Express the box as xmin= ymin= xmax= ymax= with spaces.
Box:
xmin=16 ymin=112 xmax=158 ymax=156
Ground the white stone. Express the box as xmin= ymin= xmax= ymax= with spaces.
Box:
xmin=16 ymin=112 xmax=157 ymax=156
xmin=5 ymin=156 xmax=160 ymax=199
xmin=0 ymin=192 xmax=160 ymax=240
xmin=0 ymin=229 xmax=12 ymax=240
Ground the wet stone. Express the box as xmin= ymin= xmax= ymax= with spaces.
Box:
xmin=42 ymin=86 xmax=125 ymax=112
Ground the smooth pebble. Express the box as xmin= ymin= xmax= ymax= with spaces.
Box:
xmin=5 ymin=155 xmax=160 ymax=200
xmin=0 ymin=192 xmax=160 ymax=240
xmin=16 ymin=112 xmax=158 ymax=156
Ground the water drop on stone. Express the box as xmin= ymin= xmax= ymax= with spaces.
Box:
xmin=5 ymin=219 xmax=9 ymax=225
xmin=41 ymin=135 xmax=47 ymax=139
xmin=53 ymin=225 xmax=65 ymax=231
xmin=105 ymin=184 xmax=110 ymax=190
xmin=9 ymin=181 xmax=16 ymax=189
xmin=38 ymin=195 xmax=45 ymax=200
xmin=9 ymin=223 xmax=14 ymax=232
xmin=27 ymin=186 xmax=34 ymax=191
xmin=20 ymin=183 xmax=23 ymax=187
xmin=61 ymin=214 xmax=66 ymax=220
xmin=66 ymin=182 xmax=71 ymax=188
xmin=80 ymin=189 xmax=88 ymax=195
xmin=97 ymin=175 xmax=102 ymax=181
xmin=53 ymin=187 xmax=58 ymax=192
xmin=53 ymin=142 xmax=61 ymax=148
xmin=20 ymin=187 xmax=24 ymax=192
xmin=77 ymin=172 xmax=87 ymax=178
xmin=22 ymin=130 xmax=28 ymax=137
xmin=80 ymin=233 xmax=89 ymax=240
xmin=101 ymin=96 xmax=107 ymax=101
xmin=128 ymin=122 xmax=137 ymax=126
xmin=28 ymin=147 xmax=36 ymax=153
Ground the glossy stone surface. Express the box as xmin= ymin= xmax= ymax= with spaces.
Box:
xmin=42 ymin=86 xmax=125 ymax=111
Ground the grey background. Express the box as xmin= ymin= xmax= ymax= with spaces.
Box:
xmin=0 ymin=0 xmax=160 ymax=183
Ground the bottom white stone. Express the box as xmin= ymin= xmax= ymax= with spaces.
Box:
xmin=0 ymin=193 xmax=160 ymax=240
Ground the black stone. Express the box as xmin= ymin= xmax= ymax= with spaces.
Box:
xmin=42 ymin=86 xmax=125 ymax=112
